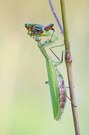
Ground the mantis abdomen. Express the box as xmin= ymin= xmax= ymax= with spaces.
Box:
xmin=46 ymin=58 xmax=66 ymax=120
xmin=58 ymin=76 xmax=66 ymax=117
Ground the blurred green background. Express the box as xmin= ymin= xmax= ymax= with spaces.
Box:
xmin=0 ymin=0 xmax=89 ymax=134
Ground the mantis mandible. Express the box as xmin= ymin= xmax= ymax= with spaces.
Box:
xmin=25 ymin=23 xmax=67 ymax=120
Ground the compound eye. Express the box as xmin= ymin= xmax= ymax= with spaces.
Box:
xmin=25 ymin=23 xmax=30 ymax=29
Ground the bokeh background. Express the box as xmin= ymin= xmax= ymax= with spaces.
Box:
xmin=0 ymin=0 xmax=89 ymax=134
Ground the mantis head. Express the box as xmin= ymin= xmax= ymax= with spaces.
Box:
xmin=25 ymin=23 xmax=32 ymax=30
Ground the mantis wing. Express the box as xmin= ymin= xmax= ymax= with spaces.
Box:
xmin=46 ymin=59 xmax=60 ymax=120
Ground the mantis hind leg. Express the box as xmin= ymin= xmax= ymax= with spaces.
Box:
xmin=49 ymin=44 xmax=66 ymax=66
xmin=65 ymin=94 xmax=77 ymax=107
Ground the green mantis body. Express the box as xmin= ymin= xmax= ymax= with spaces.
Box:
xmin=25 ymin=23 xmax=66 ymax=120
xmin=37 ymin=40 xmax=66 ymax=120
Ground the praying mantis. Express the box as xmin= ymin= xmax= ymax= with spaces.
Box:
xmin=25 ymin=23 xmax=67 ymax=120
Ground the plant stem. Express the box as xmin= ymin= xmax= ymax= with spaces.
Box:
xmin=49 ymin=0 xmax=81 ymax=135
xmin=60 ymin=1 xmax=81 ymax=134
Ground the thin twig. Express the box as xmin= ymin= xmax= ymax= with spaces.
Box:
xmin=49 ymin=0 xmax=64 ymax=34
xmin=48 ymin=0 xmax=81 ymax=135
